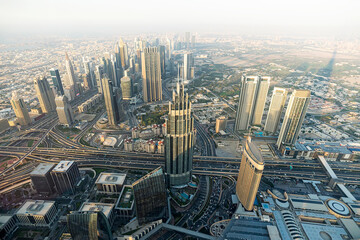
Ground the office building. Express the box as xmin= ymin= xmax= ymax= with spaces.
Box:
xmin=191 ymin=35 xmax=196 ymax=48
xmin=95 ymin=65 xmax=104 ymax=93
xmin=115 ymin=185 xmax=135 ymax=223
xmin=51 ymin=161 xmax=80 ymax=194
xmin=50 ymin=68 xmax=64 ymax=95
xmin=83 ymin=73 xmax=92 ymax=90
xmin=34 ymin=77 xmax=56 ymax=113
xmin=236 ymin=138 xmax=264 ymax=211
xmin=102 ymin=76 xmax=120 ymax=126
xmin=0 ymin=119 xmax=10 ymax=134
xmin=16 ymin=200 xmax=58 ymax=228
xmin=183 ymin=52 xmax=194 ymax=81
xmin=158 ymin=45 xmax=166 ymax=77
xmin=215 ymin=116 xmax=228 ymax=133
xmin=79 ymin=202 xmax=115 ymax=226
xmin=30 ymin=163 xmax=55 ymax=194
xmin=132 ymin=167 xmax=167 ymax=225
xmin=55 ymin=95 xmax=74 ymax=126
xmin=264 ymin=87 xmax=288 ymax=134
xmin=64 ymin=52 xmax=78 ymax=93
xmin=95 ymin=172 xmax=126 ymax=194
xmin=234 ymin=76 xmax=270 ymax=131
xmin=10 ymin=92 xmax=31 ymax=126
xmin=165 ymin=82 xmax=195 ymax=186
xmin=64 ymin=85 xmax=75 ymax=101
xmin=0 ymin=215 xmax=18 ymax=240
xmin=185 ymin=32 xmax=190 ymax=48
xmin=67 ymin=211 xmax=113 ymax=240
xmin=276 ymin=90 xmax=311 ymax=149
xmin=119 ymin=38 xmax=128 ymax=68
xmin=141 ymin=47 xmax=162 ymax=102
xmin=121 ymin=72 xmax=133 ymax=100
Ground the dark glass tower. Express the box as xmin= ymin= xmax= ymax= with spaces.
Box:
xmin=132 ymin=167 xmax=167 ymax=225
xmin=50 ymin=68 xmax=64 ymax=95
xmin=165 ymin=82 xmax=196 ymax=187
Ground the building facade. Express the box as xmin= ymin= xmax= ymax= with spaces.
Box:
xmin=183 ymin=52 xmax=194 ymax=81
xmin=10 ymin=92 xmax=31 ymax=126
xmin=55 ymin=95 xmax=74 ymax=126
xmin=141 ymin=47 xmax=162 ymax=103
xmin=264 ymin=87 xmax=288 ymax=134
xmin=50 ymin=68 xmax=64 ymax=96
xmin=165 ymin=83 xmax=196 ymax=186
xmin=102 ymin=76 xmax=120 ymax=126
xmin=51 ymin=161 xmax=80 ymax=194
xmin=30 ymin=163 xmax=55 ymax=194
xmin=16 ymin=200 xmax=58 ymax=228
xmin=95 ymin=172 xmax=126 ymax=194
xmin=215 ymin=116 xmax=228 ymax=133
xmin=34 ymin=77 xmax=56 ymax=113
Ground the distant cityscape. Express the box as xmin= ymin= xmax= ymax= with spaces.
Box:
xmin=0 ymin=29 xmax=360 ymax=240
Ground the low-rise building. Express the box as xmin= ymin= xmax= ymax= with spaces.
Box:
xmin=30 ymin=163 xmax=56 ymax=195
xmin=115 ymin=185 xmax=135 ymax=223
xmin=79 ymin=202 xmax=115 ymax=226
xmin=16 ymin=200 xmax=58 ymax=228
xmin=95 ymin=172 xmax=126 ymax=194
xmin=0 ymin=215 xmax=18 ymax=240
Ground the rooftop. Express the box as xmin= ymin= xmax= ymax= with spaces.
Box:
xmin=96 ymin=172 xmax=126 ymax=185
xmin=295 ymin=141 xmax=352 ymax=155
xmin=116 ymin=185 xmax=135 ymax=209
xmin=79 ymin=202 xmax=114 ymax=219
xmin=30 ymin=163 xmax=55 ymax=176
xmin=53 ymin=161 xmax=75 ymax=172
xmin=16 ymin=200 xmax=55 ymax=216
xmin=293 ymin=89 xmax=311 ymax=98
xmin=0 ymin=215 xmax=13 ymax=228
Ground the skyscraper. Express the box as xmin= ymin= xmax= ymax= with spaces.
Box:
xmin=55 ymin=95 xmax=74 ymax=126
xmin=30 ymin=163 xmax=55 ymax=194
xmin=165 ymin=82 xmax=196 ymax=186
xmin=95 ymin=65 xmax=104 ymax=94
xmin=119 ymin=38 xmax=128 ymax=68
xmin=236 ymin=138 xmax=264 ymax=211
xmin=51 ymin=161 xmax=80 ymax=194
xmin=141 ymin=47 xmax=162 ymax=103
xmin=264 ymin=88 xmax=288 ymax=134
xmin=191 ymin=35 xmax=196 ymax=48
xmin=10 ymin=92 xmax=31 ymax=126
xmin=276 ymin=90 xmax=311 ymax=149
xmin=132 ymin=167 xmax=167 ymax=225
xmin=158 ymin=45 xmax=166 ymax=78
xmin=64 ymin=52 xmax=78 ymax=93
xmin=234 ymin=76 xmax=270 ymax=131
xmin=50 ymin=68 xmax=64 ymax=95
xmin=67 ymin=211 xmax=113 ymax=240
xmin=183 ymin=52 xmax=194 ymax=81
xmin=185 ymin=32 xmax=190 ymax=48
xmin=34 ymin=77 xmax=56 ymax=113
xmin=121 ymin=72 xmax=133 ymax=100
xmin=102 ymin=76 xmax=120 ymax=126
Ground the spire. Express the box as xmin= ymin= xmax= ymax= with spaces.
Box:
xmin=65 ymin=52 xmax=70 ymax=61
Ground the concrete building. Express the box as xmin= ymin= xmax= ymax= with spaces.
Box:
xmin=121 ymin=72 xmax=133 ymax=100
xmin=95 ymin=172 xmax=126 ymax=194
xmin=0 ymin=215 xmax=18 ymax=240
xmin=55 ymin=95 xmax=74 ymax=126
xmin=158 ymin=45 xmax=166 ymax=77
xmin=78 ymin=202 xmax=115 ymax=226
xmin=142 ymin=47 xmax=162 ymax=103
xmin=34 ymin=77 xmax=56 ymax=113
xmin=10 ymin=92 xmax=31 ymax=126
xmin=51 ymin=161 xmax=80 ymax=195
xmin=215 ymin=116 xmax=227 ymax=133
xmin=236 ymin=138 xmax=264 ymax=211
xmin=132 ymin=167 xmax=167 ymax=225
xmin=234 ymin=76 xmax=270 ymax=131
xmin=64 ymin=52 xmax=78 ymax=94
xmin=50 ymin=68 xmax=64 ymax=96
xmin=30 ymin=163 xmax=55 ymax=194
xmin=276 ymin=90 xmax=311 ymax=149
xmin=102 ymin=76 xmax=120 ymax=126
xmin=0 ymin=119 xmax=10 ymax=134
xmin=184 ymin=52 xmax=194 ymax=81
xmin=115 ymin=185 xmax=135 ymax=223
xmin=165 ymin=82 xmax=196 ymax=187
xmin=264 ymin=87 xmax=288 ymax=134
xmin=16 ymin=200 xmax=58 ymax=228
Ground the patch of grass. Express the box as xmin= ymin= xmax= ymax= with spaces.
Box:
xmin=27 ymin=140 xmax=34 ymax=147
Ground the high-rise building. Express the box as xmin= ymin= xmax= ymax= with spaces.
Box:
xmin=191 ymin=35 xmax=196 ymax=48
xmin=55 ymin=95 xmax=74 ymax=126
xmin=141 ymin=47 xmax=162 ymax=103
xmin=165 ymin=82 xmax=196 ymax=186
xmin=34 ymin=77 xmax=56 ymax=113
xmin=83 ymin=73 xmax=92 ymax=90
xmin=95 ymin=65 xmax=104 ymax=94
xmin=183 ymin=52 xmax=194 ymax=81
xmin=51 ymin=161 xmax=80 ymax=194
xmin=276 ymin=90 xmax=311 ymax=149
xmin=132 ymin=167 xmax=167 ymax=225
xmin=10 ymin=92 xmax=31 ymax=126
xmin=67 ymin=211 xmax=113 ymax=240
xmin=236 ymin=138 xmax=264 ymax=211
xmin=215 ymin=116 xmax=228 ymax=133
xmin=158 ymin=45 xmax=166 ymax=77
xmin=264 ymin=88 xmax=288 ymax=134
xmin=102 ymin=76 xmax=120 ymax=126
xmin=119 ymin=38 xmax=128 ymax=68
xmin=30 ymin=163 xmax=55 ymax=194
xmin=185 ymin=32 xmax=190 ymax=48
xmin=234 ymin=76 xmax=270 ymax=131
xmin=50 ymin=68 xmax=64 ymax=95
xmin=64 ymin=52 xmax=78 ymax=93
xmin=121 ymin=72 xmax=133 ymax=100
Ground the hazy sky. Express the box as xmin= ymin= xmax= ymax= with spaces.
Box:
xmin=1 ymin=0 xmax=359 ymax=37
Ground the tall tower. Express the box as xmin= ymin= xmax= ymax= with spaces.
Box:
xmin=10 ymin=92 xmax=31 ymax=126
xmin=236 ymin=138 xmax=264 ymax=211
xmin=234 ymin=76 xmax=270 ymax=131
xmin=121 ymin=71 xmax=133 ymax=100
xmin=95 ymin=65 xmax=104 ymax=94
xmin=141 ymin=47 xmax=162 ymax=103
xmin=165 ymin=82 xmax=196 ymax=186
xmin=119 ymin=38 xmax=127 ymax=68
xmin=264 ymin=88 xmax=288 ymax=134
xmin=49 ymin=69 xmax=64 ymax=96
xmin=102 ymin=76 xmax=120 ymax=126
xmin=65 ymin=52 xmax=78 ymax=90
xmin=276 ymin=90 xmax=311 ymax=149
xmin=158 ymin=45 xmax=166 ymax=78
xmin=55 ymin=95 xmax=74 ymax=126
xmin=183 ymin=52 xmax=194 ymax=81
xmin=185 ymin=32 xmax=190 ymax=49
xmin=34 ymin=77 xmax=56 ymax=113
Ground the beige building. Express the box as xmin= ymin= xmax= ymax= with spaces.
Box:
xmin=251 ymin=77 xmax=270 ymax=125
xmin=102 ymin=76 xmax=120 ymax=126
xmin=236 ymin=138 xmax=264 ymax=211
xmin=215 ymin=116 xmax=227 ymax=133
xmin=264 ymin=87 xmax=288 ymax=134
xmin=276 ymin=90 xmax=311 ymax=149
xmin=10 ymin=92 xmax=31 ymax=126
xmin=34 ymin=77 xmax=56 ymax=113
xmin=0 ymin=119 xmax=10 ymax=133
xmin=95 ymin=172 xmax=126 ymax=194
xmin=55 ymin=95 xmax=74 ymax=126
xmin=142 ymin=47 xmax=162 ymax=102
